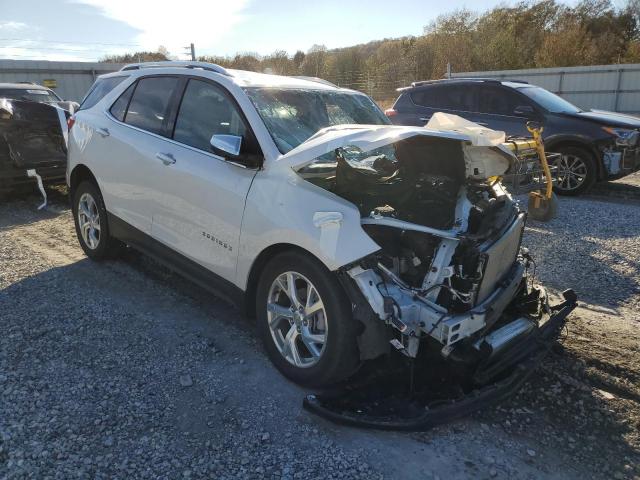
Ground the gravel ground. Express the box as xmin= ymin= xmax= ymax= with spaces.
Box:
xmin=1 ymin=184 xmax=639 ymax=479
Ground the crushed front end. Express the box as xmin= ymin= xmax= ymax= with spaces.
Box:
xmin=292 ymin=116 xmax=577 ymax=429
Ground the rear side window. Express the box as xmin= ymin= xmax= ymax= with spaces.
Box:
xmin=109 ymin=83 xmax=136 ymax=122
xmin=410 ymin=85 xmax=475 ymax=112
xmin=79 ymin=76 xmax=127 ymax=111
xmin=124 ymin=77 xmax=179 ymax=136
xmin=173 ymin=79 xmax=247 ymax=151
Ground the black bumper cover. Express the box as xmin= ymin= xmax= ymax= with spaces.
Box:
xmin=303 ymin=289 xmax=577 ymax=431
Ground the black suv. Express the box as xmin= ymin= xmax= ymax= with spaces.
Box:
xmin=387 ymin=78 xmax=640 ymax=195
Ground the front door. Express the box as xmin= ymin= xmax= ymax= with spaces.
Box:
xmin=474 ymin=85 xmax=539 ymax=137
xmin=149 ymin=77 xmax=260 ymax=282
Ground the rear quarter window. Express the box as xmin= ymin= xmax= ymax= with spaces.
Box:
xmin=109 ymin=83 xmax=136 ymax=122
xmin=79 ymin=76 xmax=127 ymax=111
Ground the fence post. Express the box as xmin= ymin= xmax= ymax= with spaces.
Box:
xmin=614 ymin=68 xmax=623 ymax=112
xmin=557 ymin=71 xmax=564 ymax=94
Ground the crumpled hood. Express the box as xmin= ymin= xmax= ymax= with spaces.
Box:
xmin=277 ymin=113 xmax=510 ymax=170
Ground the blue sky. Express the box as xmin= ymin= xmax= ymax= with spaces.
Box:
xmin=0 ymin=0 xmax=581 ymax=62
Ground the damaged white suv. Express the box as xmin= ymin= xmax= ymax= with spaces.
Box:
xmin=68 ymin=62 xmax=576 ymax=393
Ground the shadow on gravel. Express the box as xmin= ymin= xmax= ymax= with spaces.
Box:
xmin=523 ymin=197 xmax=639 ymax=312
xmin=0 ymin=186 xmax=70 ymax=229
xmin=473 ymin=343 xmax=640 ymax=478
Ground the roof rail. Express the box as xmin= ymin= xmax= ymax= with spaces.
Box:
xmin=291 ymin=76 xmax=338 ymax=88
xmin=119 ymin=61 xmax=231 ymax=76
xmin=399 ymin=77 xmax=509 ymax=90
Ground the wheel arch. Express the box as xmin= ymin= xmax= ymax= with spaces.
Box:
xmin=69 ymin=164 xmax=98 ymax=196
xmin=243 ymin=243 xmax=332 ymax=318
xmin=544 ymin=136 xmax=605 ymax=180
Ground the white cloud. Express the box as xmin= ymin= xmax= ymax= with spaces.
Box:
xmin=0 ymin=21 xmax=29 ymax=30
xmin=72 ymin=0 xmax=250 ymax=57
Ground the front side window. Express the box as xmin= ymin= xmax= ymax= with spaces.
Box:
xmin=478 ymin=86 xmax=528 ymax=116
xmin=79 ymin=76 xmax=126 ymax=111
xmin=244 ymin=88 xmax=390 ymax=154
xmin=173 ymin=79 xmax=247 ymax=151
xmin=124 ymin=77 xmax=178 ymax=136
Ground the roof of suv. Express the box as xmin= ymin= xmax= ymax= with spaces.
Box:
xmin=397 ymin=78 xmax=530 ymax=92
xmin=111 ymin=61 xmax=346 ymax=91
xmin=0 ymin=82 xmax=50 ymax=90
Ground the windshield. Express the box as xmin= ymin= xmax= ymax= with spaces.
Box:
xmin=0 ymin=88 xmax=61 ymax=103
xmin=518 ymin=86 xmax=581 ymax=114
xmin=244 ymin=87 xmax=391 ymax=154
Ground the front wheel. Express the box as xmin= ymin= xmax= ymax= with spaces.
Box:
xmin=256 ymin=251 xmax=360 ymax=387
xmin=552 ymin=146 xmax=597 ymax=196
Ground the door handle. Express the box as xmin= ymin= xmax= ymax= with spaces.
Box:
xmin=155 ymin=152 xmax=176 ymax=165
xmin=96 ymin=127 xmax=110 ymax=137
xmin=419 ymin=117 xmax=431 ymax=122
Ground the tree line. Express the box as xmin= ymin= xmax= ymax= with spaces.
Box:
xmin=102 ymin=0 xmax=640 ymax=101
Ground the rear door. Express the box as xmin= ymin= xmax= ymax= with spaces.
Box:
xmin=149 ymin=77 xmax=260 ymax=281
xmin=82 ymin=75 xmax=181 ymax=234
xmin=400 ymin=84 xmax=477 ymax=126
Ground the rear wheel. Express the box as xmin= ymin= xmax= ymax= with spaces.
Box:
xmin=552 ymin=146 xmax=597 ymax=196
xmin=72 ymin=181 xmax=122 ymax=259
xmin=256 ymin=251 xmax=359 ymax=387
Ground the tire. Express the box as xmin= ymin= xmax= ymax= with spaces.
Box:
xmin=72 ymin=180 xmax=122 ymax=259
xmin=256 ymin=251 xmax=360 ymax=387
xmin=552 ymin=145 xmax=597 ymax=196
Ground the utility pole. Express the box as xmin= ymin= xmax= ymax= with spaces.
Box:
xmin=184 ymin=43 xmax=196 ymax=61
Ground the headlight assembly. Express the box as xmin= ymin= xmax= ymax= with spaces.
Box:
xmin=602 ymin=126 xmax=640 ymax=147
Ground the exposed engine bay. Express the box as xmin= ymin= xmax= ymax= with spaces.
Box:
xmin=290 ymin=114 xmax=576 ymax=429
xmin=296 ymin=124 xmax=564 ymax=367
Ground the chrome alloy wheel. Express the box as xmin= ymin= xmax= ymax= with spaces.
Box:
xmin=77 ymin=192 xmax=101 ymax=249
xmin=266 ymin=271 xmax=328 ymax=368
xmin=555 ymin=153 xmax=588 ymax=191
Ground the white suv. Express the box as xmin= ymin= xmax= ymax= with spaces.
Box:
xmin=68 ymin=61 xmax=575 ymax=389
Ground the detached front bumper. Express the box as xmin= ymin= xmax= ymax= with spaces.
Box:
xmin=303 ymin=289 xmax=577 ymax=431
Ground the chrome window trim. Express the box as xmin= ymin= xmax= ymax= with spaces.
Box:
xmin=102 ymin=109 xmax=254 ymax=170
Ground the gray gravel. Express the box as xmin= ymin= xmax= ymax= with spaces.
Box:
xmin=520 ymin=192 xmax=640 ymax=315
xmin=1 ymin=187 xmax=639 ymax=479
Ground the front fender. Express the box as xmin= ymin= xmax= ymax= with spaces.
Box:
xmin=235 ymin=167 xmax=380 ymax=290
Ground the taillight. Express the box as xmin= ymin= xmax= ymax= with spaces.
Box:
xmin=67 ymin=116 xmax=75 ymax=130
xmin=384 ymin=108 xmax=397 ymax=117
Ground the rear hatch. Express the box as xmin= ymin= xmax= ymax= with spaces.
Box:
xmin=0 ymin=99 xmax=68 ymax=169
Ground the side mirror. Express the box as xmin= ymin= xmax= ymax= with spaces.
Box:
xmin=210 ymin=134 xmax=242 ymax=159
xmin=514 ymin=105 xmax=536 ymax=117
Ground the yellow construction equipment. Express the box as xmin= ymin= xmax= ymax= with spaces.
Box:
xmin=499 ymin=123 xmax=558 ymax=222
xmin=525 ymin=123 xmax=558 ymax=221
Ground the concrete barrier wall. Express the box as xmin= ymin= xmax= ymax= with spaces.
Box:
xmin=0 ymin=60 xmax=124 ymax=102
